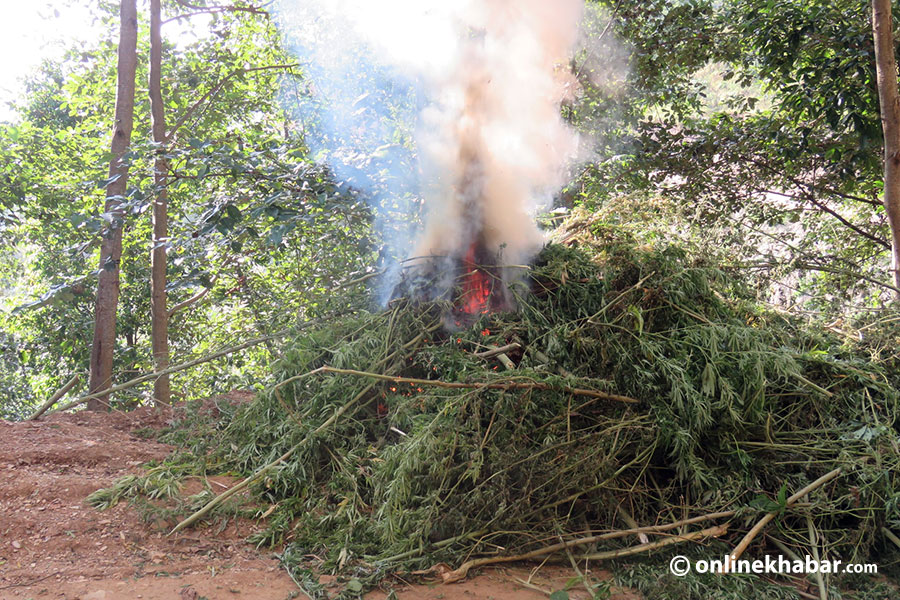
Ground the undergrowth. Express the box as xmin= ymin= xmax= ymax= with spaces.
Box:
xmin=92 ymin=215 xmax=900 ymax=599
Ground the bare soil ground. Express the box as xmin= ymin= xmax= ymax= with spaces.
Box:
xmin=0 ymin=403 xmax=638 ymax=600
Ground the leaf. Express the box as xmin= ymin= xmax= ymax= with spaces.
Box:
xmin=701 ymin=362 xmax=716 ymax=396
xmin=627 ymin=305 xmax=644 ymax=335
xmin=550 ymin=591 xmax=569 ymax=600
xmin=841 ymin=424 xmax=889 ymax=442
xmin=776 ymin=483 xmax=787 ymax=508
xmin=748 ymin=494 xmax=781 ymax=513
xmin=67 ymin=214 xmax=88 ymax=228
xmin=268 ymin=227 xmax=283 ymax=246
xmin=346 ymin=579 xmax=363 ymax=593
xmin=225 ymin=205 xmax=242 ymax=221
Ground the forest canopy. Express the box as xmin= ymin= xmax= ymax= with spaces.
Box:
xmin=0 ymin=0 xmax=897 ymax=418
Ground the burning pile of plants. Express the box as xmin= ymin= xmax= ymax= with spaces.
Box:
xmin=92 ymin=214 xmax=900 ymax=598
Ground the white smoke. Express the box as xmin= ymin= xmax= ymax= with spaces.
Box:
xmin=275 ymin=0 xmax=586 ymax=296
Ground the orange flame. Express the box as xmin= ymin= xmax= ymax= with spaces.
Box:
xmin=459 ymin=242 xmax=492 ymax=315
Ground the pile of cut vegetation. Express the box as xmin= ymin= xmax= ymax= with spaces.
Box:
xmin=93 ymin=213 xmax=900 ymax=599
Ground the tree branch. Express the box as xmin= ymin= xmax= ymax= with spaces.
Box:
xmin=45 ymin=331 xmax=286 ymax=416
xmin=805 ymin=194 xmax=891 ymax=249
xmin=741 ymin=154 xmax=884 ymax=207
xmin=792 ymin=261 xmax=900 ymax=294
xmin=167 ymin=63 xmax=299 ymax=142
xmin=163 ymin=0 xmax=268 ymax=25
xmin=753 ymin=187 xmax=891 ymax=249
xmin=431 ymin=524 xmax=728 ymax=583
xmin=167 ymin=286 xmax=211 ymax=318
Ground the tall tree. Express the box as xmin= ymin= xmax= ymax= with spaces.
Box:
xmin=87 ymin=0 xmax=139 ymax=410
xmin=873 ymin=0 xmax=900 ymax=296
xmin=149 ymin=0 xmax=171 ymax=403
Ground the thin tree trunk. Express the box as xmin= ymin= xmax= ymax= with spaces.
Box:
xmin=149 ymin=0 xmax=171 ymax=403
xmin=873 ymin=0 xmax=900 ymax=297
xmin=87 ymin=0 xmax=139 ymax=410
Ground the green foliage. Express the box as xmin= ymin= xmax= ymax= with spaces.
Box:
xmin=1 ymin=5 xmax=897 ymax=599
xmin=103 ymin=222 xmax=899 ymax=597
xmin=0 ymin=330 xmax=33 ymax=419
xmin=615 ymin=543 xmax=804 ymax=600
xmin=607 ymin=113 xmax=893 ymax=311
xmin=728 ymin=0 xmax=881 ymax=140
xmin=616 ymin=0 xmax=726 ymax=117
xmin=86 ymin=460 xmax=191 ymax=510
xmin=0 ymin=3 xmax=378 ymax=412
xmin=86 ymin=449 xmax=259 ymax=532
xmin=575 ymin=0 xmax=899 ymax=316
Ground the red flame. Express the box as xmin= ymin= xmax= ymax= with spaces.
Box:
xmin=459 ymin=242 xmax=492 ymax=315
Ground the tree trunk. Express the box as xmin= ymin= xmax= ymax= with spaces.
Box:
xmin=873 ymin=0 xmax=900 ymax=297
xmin=149 ymin=0 xmax=171 ymax=404
xmin=87 ymin=0 xmax=139 ymax=410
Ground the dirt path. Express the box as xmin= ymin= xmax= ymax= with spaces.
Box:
xmin=0 ymin=408 xmax=638 ymax=600
xmin=0 ymin=409 xmax=299 ymax=600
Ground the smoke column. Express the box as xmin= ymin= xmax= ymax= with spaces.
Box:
xmin=274 ymin=0 xmax=584 ymax=298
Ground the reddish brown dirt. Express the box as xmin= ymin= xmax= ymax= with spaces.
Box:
xmin=0 ymin=407 xmax=299 ymax=600
xmin=0 ymin=404 xmax=639 ymax=600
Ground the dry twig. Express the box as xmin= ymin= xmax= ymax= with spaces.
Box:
xmin=729 ymin=468 xmax=842 ymax=562
xmin=42 ymin=314 xmax=343 ymax=418
xmin=473 ymin=343 xmax=522 ymax=359
xmin=26 ymin=373 xmax=81 ymax=421
xmin=311 ymin=366 xmax=639 ymax=404
xmin=47 ymin=332 xmax=286 ymax=416
xmin=428 ymin=524 xmax=728 ymax=583
xmin=882 ymin=527 xmax=900 ymax=551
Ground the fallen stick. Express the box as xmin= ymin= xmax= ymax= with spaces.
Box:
xmin=383 ymin=511 xmax=733 ymax=566
xmin=432 ymin=524 xmax=728 ymax=583
xmin=47 ymin=332 xmax=285 ymax=416
xmin=882 ymin=527 xmax=900 ymax=551
xmin=312 ymin=366 xmax=639 ymax=404
xmin=579 ymin=524 xmax=728 ymax=561
xmin=617 ymin=503 xmax=649 ymax=544
xmin=770 ymin=535 xmax=825 ymax=597
xmin=484 ymin=344 xmax=516 ymax=370
xmin=804 ymin=497 xmax=827 ymax=600
xmin=529 ymin=349 xmax=571 ymax=378
xmin=728 ymin=468 xmax=842 ymax=563
xmin=40 ymin=315 xmax=339 ymax=418
xmin=26 ymin=373 xmax=81 ymax=421
xmin=473 ymin=343 xmax=521 ymax=359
